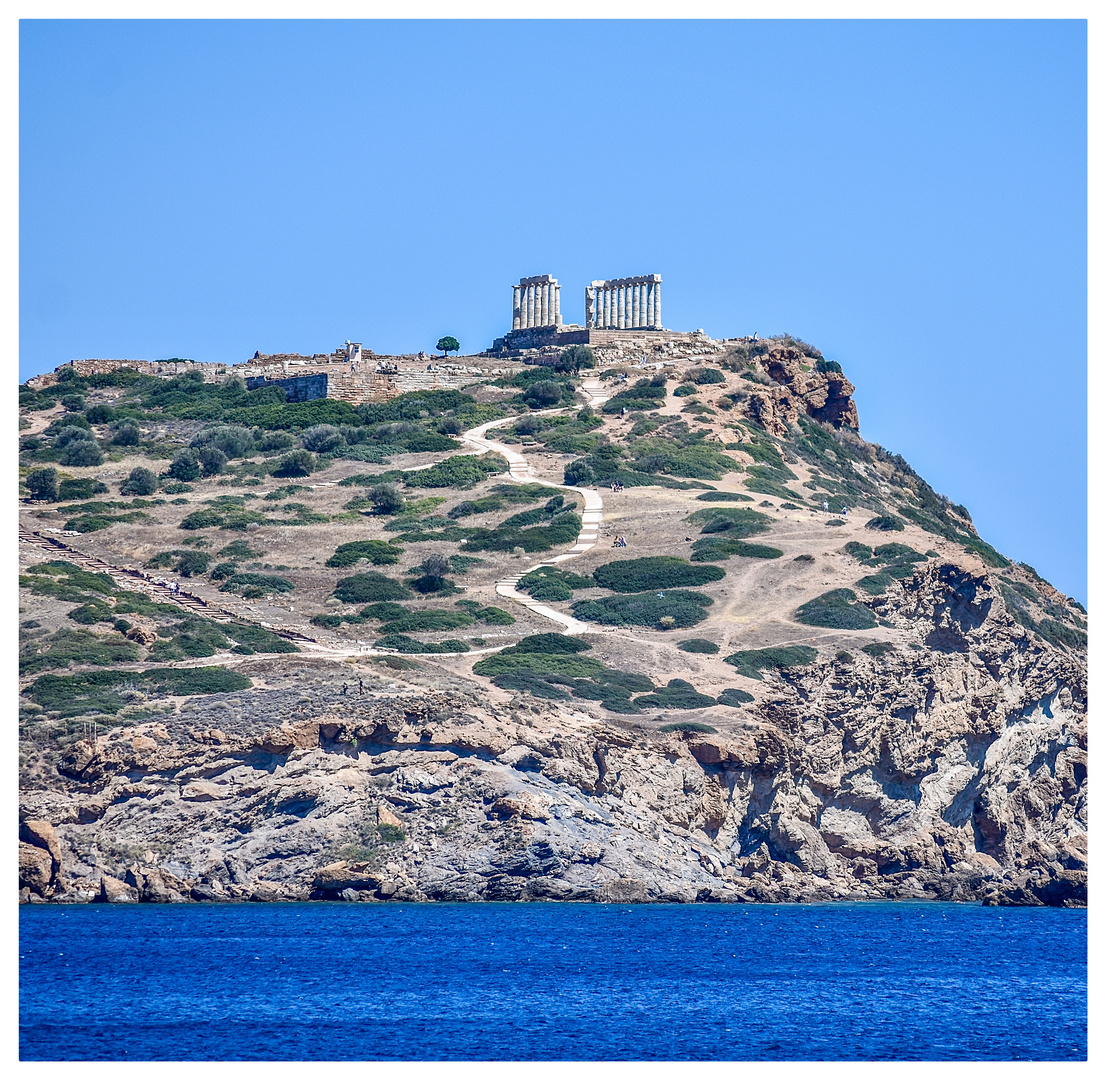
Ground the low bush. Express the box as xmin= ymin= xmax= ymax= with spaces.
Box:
xmin=572 ymin=590 xmax=713 ymax=629
xmin=272 ymin=449 xmax=317 ymax=478
xmin=794 ymin=589 xmax=877 ymax=630
xmin=491 ymin=672 xmax=572 ymax=700
xmin=686 ymin=506 xmax=772 ymax=537
xmin=325 ymin=540 xmax=404 ymax=568
xmin=461 ymin=512 xmax=581 ymax=554
xmin=690 ymin=537 xmax=784 ymax=563
xmin=861 ymin=642 xmax=894 ymax=658
xmin=403 ymin=454 xmax=505 ymax=490
xmin=374 ymin=634 xmax=470 ymax=654
xmin=677 ymin=639 xmax=719 ymax=654
xmin=673 ymin=385 xmax=698 ymax=397
xmin=687 ymin=367 xmax=726 ymax=385
xmin=659 ymin=721 xmax=718 ymax=733
xmin=717 ymin=688 xmax=754 ymax=707
xmin=19 ymin=628 xmax=141 ymax=676
xmin=120 ymin=468 xmax=159 ymax=496
xmin=26 ymin=468 xmax=59 ymax=501
xmin=591 ymin=556 xmax=724 ymax=593
xmin=472 ymin=652 xmax=604 ymax=678
xmin=723 ymin=645 xmax=818 ymax=680
xmin=504 ymin=633 xmax=591 ymax=655
xmin=218 ymin=573 xmax=295 ymax=595
xmin=455 ymin=600 xmax=515 ymax=625
xmin=377 ymin=610 xmax=475 ymax=634
xmin=865 ymin=515 xmax=905 ymax=532
xmin=634 ymin=678 xmax=716 ymax=710
xmin=58 ymin=478 xmax=109 ymax=501
xmin=815 ymin=359 xmax=843 ymax=374
xmin=694 ymin=491 xmax=753 ymax=503
xmin=358 ymin=602 xmax=411 ymax=621
xmin=332 ymin=572 xmax=414 ymax=603
xmin=516 ymin=566 xmax=594 ymax=602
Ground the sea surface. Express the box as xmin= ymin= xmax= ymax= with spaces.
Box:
xmin=20 ymin=901 xmax=1086 ymax=1061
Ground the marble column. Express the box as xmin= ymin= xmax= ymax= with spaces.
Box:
xmin=542 ymin=284 xmax=551 ymax=326
xmin=513 ymin=286 xmax=521 ymax=331
xmin=554 ymin=284 xmax=561 ymax=326
xmin=645 ymin=283 xmax=653 ymax=327
xmin=527 ymin=286 xmax=535 ymax=328
xmin=634 ymin=284 xmax=643 ymax=327
xmin=654 ymin=283 xmax=661 ymax=328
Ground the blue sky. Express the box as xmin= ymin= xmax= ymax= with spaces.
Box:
xmin=19 ymin=19 xmax=1087 ymax=600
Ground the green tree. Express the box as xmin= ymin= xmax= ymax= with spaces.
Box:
xmin=436 ymin=336 xmax=460 ymax=357
xmin=27 ymin=467 xmax=58 ymax=501
xmin=168 ymin=449 xmax=201 ymax=481
xmin=120 ymin=467 xmax=158 ymax=496
xmin=555 ymin=345 xmax=595 ymax=375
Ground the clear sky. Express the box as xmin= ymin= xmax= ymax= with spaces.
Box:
xmin=19 ymin=19 xmax=1087 ymax=601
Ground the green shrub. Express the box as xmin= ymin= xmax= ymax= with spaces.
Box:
xmin=180 ymin=509 xmax=224 ymax=530
xmin=687 ymin=367 xmax=726 ymax=385
xmin=377 ymin=824 xmax=406 ymax=844
xmin=472 ymin=652 xmax=604 ymax=677
xmin=491 ymin=673 xmax=572 ymax=699
xmin=686 ymin=506 xmax=772 ymax=536
xmin=19 ymin=628 xmax=141 ymax=676
xmin=573 ymin=590 xmax=713 ymax=629
xmin=690 ymin=538 xmax=784 ymax=562
xmin=591 ymin=556 xmax=724 ymax=593
xmin=677 ymin=638 xmax=719 ymax=654
xmin=723 ymin=645 xmax=818 ymax=680
xmin=220 ymin=539 xmax=261 ymax=560
xmin=455 ymin=601 xmax=515 ymax=625
xmin=218 ymin=573 xmax=294 ymax=595
xmin=272 ymin=449 xmax=316 ymax=478
xmin=717 ymin=688 xmax=754 ymax=707
xmin=119 ymin=468 xmax=158 ymax=496
xmin=865 ymin=515 xmax=905 ymax=532
xmin=359 ymin=602 xmax=411 ymax=621
xmin=26 ymin=467 xmax=58 ymax=501
xmin=58 ymin=478 xmax=109 ymax=501
xmin=844 ymin=541 xmax=873 ymax=561
xmin=402 ymin=454 xmax=505 ymax=489
xmin=378 ymin=610 xmax=475 ymax=633
xmin=504 ymin=633 xmax=591 ymax=654
xmin=325 ymin=540 xmax=404 ymax=568
xmin=794 ymin=589 xmax=877 ymax=630
xmin=516 ymin=566 xmax=594 ymax=602
xmin=374 ymin=634 xmax=470 ymax=654
xmin=815 ymin=359 xmax=843 ymax=374
xmin=635 ymin=679 xmax=716 ymax=710
xmin=332 ymin=572 xmax=413 ymax=603
xmin=861 ymin=642 xmax=894 ymax=658
xmin=694 ymin=491 xmax=753 ymax=503
xmin=26 ymin=665 xmax=250 ymax=717
xmin=673 ymin=385 xmax=698 ymax=397
xmin=461 ymin=512 xmax=581 ymax=554
xmin=659 ymin=721 xmax=718 ymax=733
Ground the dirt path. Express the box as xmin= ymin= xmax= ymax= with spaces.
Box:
xmin=460 ymin=377 xmax=610 ymax=635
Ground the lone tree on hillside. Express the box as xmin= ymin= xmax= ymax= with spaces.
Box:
xmin=555 ymin=344 xmax=596 ymax=375
xmin=27 ymin=467 xmax=58 ymax=501
xmin=436 ymin=336 xmax=460 ymax=358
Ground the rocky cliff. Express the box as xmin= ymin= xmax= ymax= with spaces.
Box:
xmin=20 ymin=562 xmax=1085 ymax=908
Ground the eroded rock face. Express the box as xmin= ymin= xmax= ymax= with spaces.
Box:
xmin=18 ymin=561 xmax=1085 ymax=908
xmin=733 ymin=348 xmax=860 ymax=436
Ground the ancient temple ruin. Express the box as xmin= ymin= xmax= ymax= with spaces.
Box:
xmin=586 ymin=275 xmax=661 ymax=329
xmin=512 ymin=275 xmax=562 ymax=330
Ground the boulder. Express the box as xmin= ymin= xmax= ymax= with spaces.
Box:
xmin=19 ymin=819 xmax=62 ymax=872
xmin=376 ymin=803 xmax=404 ymax=828
xmin=99 ymin=875 xmax=139 ymax=904
xmin=19 ymin=843 xmax=54 ymax=896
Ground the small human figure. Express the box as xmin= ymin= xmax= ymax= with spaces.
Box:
xmin=657 ymin=591 xmax=664 ymax=599
xmin=359 ymin=679 xmax=364 ymax=695
xmin=341 ymin=683 xmax=348 ymax=696
xmin=823 ymin=500 xmax=829 ymax=513
xmin=842 ymin=506 xmax=848 ymax=518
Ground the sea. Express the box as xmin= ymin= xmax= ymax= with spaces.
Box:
xmin=19 ymin=901 xmax=1086 ymax=1061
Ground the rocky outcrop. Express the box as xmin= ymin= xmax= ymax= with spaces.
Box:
xmin=726 ymin=347 xmax=859 ymax=436
xmin=17 ymin=558 xmax=1084 ymax=908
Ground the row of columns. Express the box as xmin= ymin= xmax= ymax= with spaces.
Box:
xmin=512 ymin=276 xmax=561 ymax=330
xmin=585 ymin=276 xmax=661 ymax=329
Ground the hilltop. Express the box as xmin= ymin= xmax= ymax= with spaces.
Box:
xmin=18 ymin=334 xmax=1086 ymax=908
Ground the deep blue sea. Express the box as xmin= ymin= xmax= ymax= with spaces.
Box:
xmin=20 ymin=901 xmax=1085 ymax=1061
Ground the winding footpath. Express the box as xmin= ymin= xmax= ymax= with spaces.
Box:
xmin=19 ymin=378 xmax=613 ymax=665
xmin=459 ymin=376 xmax=609 ymax=636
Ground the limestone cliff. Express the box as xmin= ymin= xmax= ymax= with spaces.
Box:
xmin=20 ymin=561 xmax=1085 ymax=908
